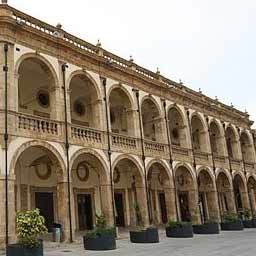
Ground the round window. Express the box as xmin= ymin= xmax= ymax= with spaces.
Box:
xmin=74 ymin=100 xmax=85 ymax=116
xmin=37 ymin=90 xmax=50 ymax=108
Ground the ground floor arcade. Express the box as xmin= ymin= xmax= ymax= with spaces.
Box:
xmin=1 ymin=140 xmax=256 ymax=246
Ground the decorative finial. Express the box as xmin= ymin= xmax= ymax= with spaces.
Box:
xmin=215 ymin=96 xmax=218 ymax=101
xmin=245 ymin=109 xmax=248 ymax=114
xmin=96 ymin=39 xmax=101 ymax=48
xmin=1 ymin=0 xmax=8 ymax=4
xmin=156 ymin=67 xmax=160 ymax=75
xmin=56 ymin=23 xmax=62 ymax=29
xmin=129 ymin=55 xmax=134 ymax=63
xmin=230 ymin=103 xmax=234 ymax=108
xmin=179 ymin=79 xmax=183 ymax=85
xmin=199 ymin=88 xmax=202 ymax=94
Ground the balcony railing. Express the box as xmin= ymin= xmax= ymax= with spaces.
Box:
xmin=172 ymin=145 xmax=189 ymax=156
xmin=71 ymin=125 xmax=103 ymax=145
xmin=111 ymin=133 xmax=138 ymax=151
xmin=144 ymin=139 xmax=168 ymax=156
xmin=194 ymin=151 xmax=209 ymax=160
xmin=213 ymin=155 xmax=226 ymax=162
xmin=16 ymin=112 xmax=59 ymax=135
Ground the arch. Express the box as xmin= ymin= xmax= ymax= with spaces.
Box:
xmin=112 ymin=154 xmax=144 ymax=180
xmin=69 ymin=70 xmax=102 ymax=128
xmin=167 ymin=104 xmax=188 ymax=147
xmin=15 ymin=53 xmax=58 ymax=86
xmin=67 ymin=70 xmax=101 ymax=99
xmin=209 ymin=120 xmax=225 ymax=156
xmin=191 ymin=113 xmax=208 ymax=152
xmin=10 ymin=140 xmax=66 ymax=177
xmin=225 ymin=125 xmax=240 ymax=159
xmin=146 ymin=159 xmax=173 ymax=186
xmin=241 ymin=130 xmax=254 ymax=163
xmin=70 ymin=148 xmax=109 ymax=182
xmin=17 ymin=53 xmax=59 ymax=118
xmin=209 ymin=119 xmax=225 ymax=137
xmin=140 ymin=95 xmax=162 ymax=116
xmin=174 ymin=162 xmax=195 ymax=179
xmin=197 ymin=166 xmax=215 ymax=186
xmin=233 ymin=173 xmax=247 ymax=191
xmin=216 ymin=169 xmax=232 ymax=186
xmin=108 ymin=85 xmax=135 ymax=135
xmin=141 ymin=96 xmax=162 ymax=141
xmin=108 ymin=84 xmax=135 ymax=110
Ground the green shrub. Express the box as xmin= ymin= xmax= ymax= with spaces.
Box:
xmin=16 ymin=208 xmax=48 ymax=248
xmin=223 ymin=213 xmax=239 ymax=223
xmin=167 ymin=220 xmax=191 ymax=228
xmin=84 ymin=214 xmax=115 ymax=239
xmin=244 ymin=209 xmax=252 ymax=220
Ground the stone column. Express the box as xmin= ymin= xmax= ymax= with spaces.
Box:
xmin=189 ymin=190 xmax=201 ymax=224
xmin=207 ymin=190 xmax=220 ymax=222
xmin=164 ymin=187 xmax=177 ymax=221
xmin=56 ymin=181 xmax=75 ymax=241
xmin=241 ymin=191 xmax=250 ymax=210
xmin=99 ymin=183 xmax=114 ymax=226
xmin=136 ymin=184 xmax=149 ymax=227
xmin=226 ymin=190 xmax=237 ymax=214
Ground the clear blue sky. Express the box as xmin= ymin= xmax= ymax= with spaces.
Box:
xmin=8 ymin=0 xmax=256 ymax=125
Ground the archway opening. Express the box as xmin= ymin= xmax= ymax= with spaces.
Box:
xmin=209 ymin=122 xmax=225 ymax=156
xmin=70 ymin=74 xmax=100 ymax=129
xmin=241 ymin=132 xmax=254 ymax=163
xmin=113 ymin=158 xmax=147 ymax=227
xmin=109 ymin=88 xmax=134 ymax=136
xmin=147 ymin=163 xmax=174 ymax=224
xmin=168 ymin=107 xmax=188 ymax=148
xmin=141 ymin=98 xmax=162 ymax=141
xmin=225 ymin=127 xmax=239 ymax=160
xmin=18 ymin=57 xmax=56 ymax=118
xmin=14 ymin=145 xmax=64 ymax=232
xmin=191 ymin=115 xmax=207 ymax=152
xmin=216 ymin=172 xmax=235 ymax=216
xmin=175 ymin=166 xmax=198 ymax=222
xmin=198 ymin=170 xmax=218 ymax=222
xmin=71 ymin=152 xmax=110 ymax=231
xmin=234 ymin=174 xmax=248 ymax=214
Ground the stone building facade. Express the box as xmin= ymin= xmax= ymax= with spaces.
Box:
xmin=1 ymin=1 xmax=256 ymax=246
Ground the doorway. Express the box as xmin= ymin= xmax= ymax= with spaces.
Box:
xmin=178 ymin=192 xmax=191 ymax=222
xmin=77 ymin=194 xmax=93 ymax=230
xmin=35 ymin=192 xmax=54 ymax=231
xmin=158 ymin=193 xmax=168 ymax=223
xmin=114 ymin=192 xmax=125 ymax=227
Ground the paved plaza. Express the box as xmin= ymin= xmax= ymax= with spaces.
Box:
xmin=41 ymin=229 xmax=256 ymax=256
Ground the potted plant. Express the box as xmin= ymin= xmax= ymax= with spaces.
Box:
xmin=83 ymin=214 xmax=116 ymax=251
xmin=193 ymin=219 xmax=220 ymax=234
xmin=242 ymin=209 xmax=255 ymax=228
xmin=7 ymin=208 xmax=48 ymax=256
xmin=220 ymin=213 xmax=243 ymax=231
xmin=129 ymin=203 xmax=159 ymax=243
xmin=166 ymin=221 xmax=193 ymax=238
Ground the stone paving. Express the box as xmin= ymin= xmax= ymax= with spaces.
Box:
xmin=44 ymin=229 xmax=256 ymax=256
xmin=2 ymin=229 xmax=256 ymax=256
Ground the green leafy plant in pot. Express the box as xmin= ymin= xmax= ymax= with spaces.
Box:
xmin=83 ymin=214 xmax=116 ymax=250
xmin=166 ymin=220 xmax=193 ymax=238
xmin=221 ymin=213 xmax=243 ymax=231
xmin=7 ymin=208 xmax=48 ymax=256
xmin=242 ymin=209 xmax=255 ymax=228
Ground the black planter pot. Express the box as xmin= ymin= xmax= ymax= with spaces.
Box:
xmin=130 ymin=227 xmax=159 ymax=243
xmin=220 ymin=220 xmax=244 ymax=231
xmin=7 ymin=242 xmax=43 ymax=256
xmin=83 ymin=234 xmax=116 ymax=251
xmin=193 ymin=223 xmax=220 ymax=234
xmin=166 ymin=224 xmax=193 ymax=238
xmin=242 ymin=219 xmax=256 ymax=228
